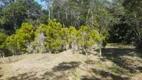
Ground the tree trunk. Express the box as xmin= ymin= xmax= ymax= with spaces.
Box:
xmin=0 ymin=51 xmax=4 ymax=58
xmin=136 ymin=36 xmax=142 ymax=49
xmin=49 ymin=50 xmax=51 ymax=54
xmin=86 ymin=49 xmax=88 ymax=55
xmin=99 ymin=41 xmax=102 ymax=57
xmin=47 ymin=0 xmax=51 ymax=19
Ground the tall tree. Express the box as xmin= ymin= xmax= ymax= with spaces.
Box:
xmin=0 ymin=0 xmax=42 ymax=33
xmin=123 ymin=0 xmax=142 ymax=48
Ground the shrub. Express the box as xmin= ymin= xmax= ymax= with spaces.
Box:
xmin=2 ymin=23 xmax=34 ymax=55
xmin=33 ymin=24 xmax=46 ymax=53
xmin=59 ymin=28 xmax=69 ymax=50
xmin=44 ymin=19 xmax=63 ymax=53
xmin=0 ymin=32 xmax=7 ymax=46
xmin=0 ymin=19 xmax=109 ymax=56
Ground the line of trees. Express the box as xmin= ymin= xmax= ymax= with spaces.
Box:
xmin=0 ymin=19 xmax=107 ymax=57
xmin=0 ymin=0 xmax=142 ymax=57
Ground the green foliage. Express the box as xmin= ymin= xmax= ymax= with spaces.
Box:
xmin=78 ymin=25 xmax=91 ymax=47
xmin=35 ymin=24 xmax=46 ymax=37
xmin=1 ymin=0 xmax=142 ymax=56
xmin=44 ymin=19 xmax=63 ymax=53
xmin=0 ymin=32 xmax=7 ymax=46
xmin=59 ymin=28 xmax=69 ymax=49
xmin=123 ymin=0 xmax=142 ymax=48
xmin=16 ymin=23 xmax=34 ymax=52
xmin=32 ymin=19 xmax=106 ymax=54
xmin=78 ymin=25 xmax=104 ymax=51
xmin=2 ymin=23 xmax=34 ymax=55
xmin=68 ymin=26 xmax=78 ymax=46
xmin=0 ymin=1 xmax=27 ymax=31
xmin=0 ymin=18 xmax=109 ymax=55
xmin=0 ymin=0 xmax=42 ymax=32
xmin=2 ymin=34 xmax=17 ymax=55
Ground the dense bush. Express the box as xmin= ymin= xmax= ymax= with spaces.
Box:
xmin=0 ymin=32 xmax=7 ymax=57
xmin=1 ymin=23 xmax=34 ymax=56
xmin=78 ymin=25 xmax=106 ymax=55
xmin=44 ymin=20 xmax=63 ymax=53
xmin=0 ymin=32 xmax=7 ymax=46
xmin=0 ymin=19 xmax=107 ymax=57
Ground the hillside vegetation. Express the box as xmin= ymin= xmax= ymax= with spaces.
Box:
xmin=0 ymin=0 xmax=142 ymax=80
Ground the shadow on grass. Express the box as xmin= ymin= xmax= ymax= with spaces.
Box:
xmin=0 ymin=74 xmax=3 ymax=78
xmin=7 ymin=72 xmax=42 ymax=80
xmin=41 ymin=71 xmax=55 ymax=80
xmin=7 ymin=61 xmax=81 ymax=80
xmin=102 ymin=48 xmax=138 ymax=57
xmin=84 ymin=59 xmax=130 ymax=80
xmin=42 ymin=61 xmax=81 ymax=80
xmin=80 ymin=68 xmax=129 ymax=80
xmin=85 ymin=60 xmax=97 ymax=64
xmin=81 ymin=76 xmax=100 ymax=80
xmin=102 ymin=48 xmax=142 ymax=72
xmin=52 ymin=61 xmax=81 ymax=72
xmin=8 ymin=71 xmax=56 ymax=80
xmin=0 ymin=67 xmax=3 ymax=78
xmin=92 ymin=69 xmax=129 ymax=80
xmin=102 ymin=48 xmax=142 ymax=58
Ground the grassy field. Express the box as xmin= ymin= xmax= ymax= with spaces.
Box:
xmin=0 ymin=43 xmax=142 ymax=80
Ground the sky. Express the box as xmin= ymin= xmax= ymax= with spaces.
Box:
xmin=0 ymin=1 xmax=4 ymax=6
xmin=35 ymin=0 xmax=47 ymax=9
xmin=35 ymin=0 xmax=46 ymax=5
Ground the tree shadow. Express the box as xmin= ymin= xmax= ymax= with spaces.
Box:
xmin=0 ymin=67 xmax=3 ymax=78
xmin=102 ymin=48 xmax=142 ymax=73
xmin=41 ymin=61 xmax=81 ymax=80
xmin=42 ymin=71 xmax=70 ymax=80
xmin=41 ymin=71 xmax=54 ymax=80
xmin=0 ymin=74 xmax=3 ymax=78
xmin=85 ymin=60 xmax=97 ymax=64
xmin=81 ymin=76 xmax=100 ymax=80
xmin=0 ymin=48 xmax=13 ymax=57
xmin=80 ymin=68 xmax=129 ymax=80
xmin=52 ymin=61 xmax=81 ymax=72
xmin=102 ymin=48 xmax=137 ymax=57
xmin=7 ymin=72 xmax=42 ymax=80
xmin=91 ymin=69 xmax=129 ymax=80
xmin=5 ymin=61 xmax=81 ymax=80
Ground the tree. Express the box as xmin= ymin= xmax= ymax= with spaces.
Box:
xmin=0 ymin=32 xmax=7 ymax=57
xmin=122 ymin=0 xmax=142 ymax=48
xmin=0 ymin=0 xmax=27 ymax=32
xmin=68 ymin=26 xmax=78 ymax=53
xmin=2 ymin=23 xmax=34 ymax=56
xmin=33 ymin=24 xmax=46 ymax=53
xmin=59 ymin=27 xmax=69 ymax=50
xmin=78 ymin=25 xmax=93 ymax=55
xmin=0 ymin=0 xmax=42 ymax=33
xmin=49 ymin=0 xmax=95 ymax=28
xmin=0 ymin=32 xmax=7 ymax=46
xmin=44 ymin=19 xmax=63 ymax=53
xmin=78 ymin=25 xmax=105 ymax=56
